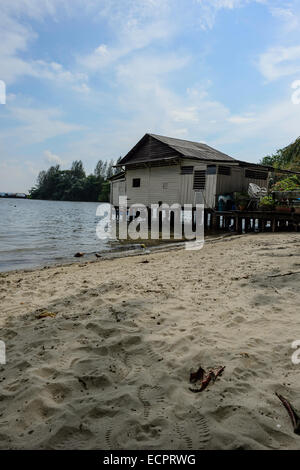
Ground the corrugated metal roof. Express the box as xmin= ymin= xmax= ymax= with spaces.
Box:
xmin=108 ymin=171 xmax=125 ymax=181
xmin=149 ymin=133 xmax=235 ymax=162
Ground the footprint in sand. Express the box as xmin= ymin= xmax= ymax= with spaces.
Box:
xmin=172 ymin=409 xmax=211 ymax=450
xmin=0 ymin=328 xmax=18 ymax=341
xmin=72 ymin=354 xmax=131 ymax=385
xmin=46 ymin=382 xmax=71 ymax=404
xmin=125 ymin=345 xmax=163 ymax=377
xmin=103 ymin=410 xmax=210 ymax=450
xmin=31 ymin=367 xmax=58 ymax=380
xmin=46 ymin=425 xmax=94 ymax=450
xmin=104 ymin=418 xmax=168 ymax=450
xmin=138 ymin=385 xmax=165 ymax=419
xmin=105 ymin=426 xmax=121 ymax=450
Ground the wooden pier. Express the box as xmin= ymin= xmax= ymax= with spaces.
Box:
xmin=205 ymin=209 xmax=300 ymax=233
xmin=114 ymin=206 xmax=300 ymax=236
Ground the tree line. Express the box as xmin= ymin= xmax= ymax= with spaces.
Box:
xmin=29 ymin=158 xmax=122 ymax=202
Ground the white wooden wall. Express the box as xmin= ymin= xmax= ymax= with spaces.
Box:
xmin=125 ymin=161 xmax=217 ymax=209
xmin=111 ymin=179 xmax=126 ymax=206
xmin=126 ymin=165 xmax=181 ymax=206
xmin=119 ymin=161 xmax=269 ymax=209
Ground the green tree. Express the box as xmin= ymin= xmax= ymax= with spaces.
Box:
xmin=71 ymin=160 xmax=86 ymax=179
xmin=106 ymin=159 xmax=115 ymax=179
xmin=94 ymin=160 xmax=107 ymax=179
xmin=98 ymin=181 xmax=110 ymax=202
xmin=260 ymin=137 xmax=300 ymax=171
xmin=29 ymin=159 xmax=116 ymax=202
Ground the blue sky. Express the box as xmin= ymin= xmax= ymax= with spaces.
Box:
xmin=1 ymin=0 xmax=300 ymax=192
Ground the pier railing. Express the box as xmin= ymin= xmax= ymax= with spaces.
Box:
xmin=206 ymin=209 xmax=300 ymax=233
xmin=113 ymin=206 xmax=300 ymax=236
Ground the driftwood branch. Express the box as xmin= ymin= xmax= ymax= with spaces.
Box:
xmin=267 ymin=271 xmax=300 ymax=278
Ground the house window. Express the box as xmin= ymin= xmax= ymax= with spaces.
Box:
xmin=162 ymin=182 xmax=168 ymax=190
xmin=218 ymin=166 xmax=231 ymax=176
xmin=193 ymin=170 xmax=206 ymax=190
xmin=132 ymin=178 xmax=141 ymax=188
xmin=245 ymin=169 xmax=268 ymax=180
xmin=207 ymin=165 xmax=216 ymax=175
xmin=181 ymin=166 xmax=194 ymax=175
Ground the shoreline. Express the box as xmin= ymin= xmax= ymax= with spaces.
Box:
xmin=0 ymin=232 xmax=241 ymax=276
xmin=1 ymin=232 xmax=300 ymax=449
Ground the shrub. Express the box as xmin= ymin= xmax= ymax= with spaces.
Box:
xmin=271 ymin=175 xmax=300 ymax=192
xmin=259 ymin=195 xmax=275 ymax=209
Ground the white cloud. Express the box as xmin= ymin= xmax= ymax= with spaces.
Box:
xmin=258 ymin=44 xmax=300 ymax=81
xmin=212 ymin=97 xmax=300 ymax=160
xmin=271 ymin=6 xmax=299 ymax=31
xmin=44 ymin=150 xmax=65 ymax=166
xmin=0 ymin=159 xmax=40 ymax=193
xmin=0 ymin=2 xmax=90 ymax=90
xmin=0 ymin=106 xmax=84 ymax=145
xmin=34 ymin=61 xmax=90 ymax=92
xmin=195 ymin=0 xmax=246 ymax=30
xmin=63 ymin=53 xmax=231 ymax=168
xmin=228 ymin=114 xmax=256 ymax=124
xmin=194 ymin=0 xmax=272 ymax=30
xmin=171 ymin=107 xmax=199 ymax=123
xmin=79 ymin=19 xmax=173 ymax=70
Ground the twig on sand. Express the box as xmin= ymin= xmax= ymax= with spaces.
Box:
xmin=267 ymin=271 xmax=300 ymax=278
xmin=276 ymin=392 xmax=300 ymax=435
xmin=77 ymin=377 xmax=87 ymax=390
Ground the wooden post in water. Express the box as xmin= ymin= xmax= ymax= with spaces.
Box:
xmin=204 ymin=210 xmax=208 ymax=231
xmin=211 ymin=212 xmax=217 ymax=232
xmin=147 ymin=207 xmax=152 ymax=233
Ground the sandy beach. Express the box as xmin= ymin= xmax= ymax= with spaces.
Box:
xmin=1 ymin=232 xmax=300 ymax=450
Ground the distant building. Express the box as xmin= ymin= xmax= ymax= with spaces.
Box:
xmin=0 ymin=192 xmax=27 ymax=198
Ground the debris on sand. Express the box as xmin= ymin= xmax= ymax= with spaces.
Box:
xmin=190 ymin=366 xmax=205 ymax=384
xmin=36 ymin=309 xmax=57 ymax=319
xmin=189 ymin=365 xmax=225 ymax=393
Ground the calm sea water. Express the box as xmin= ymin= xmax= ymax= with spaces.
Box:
xmin=0 ymin=199 xmax=113 ymax=272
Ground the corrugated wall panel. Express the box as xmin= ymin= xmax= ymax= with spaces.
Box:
xmin=111 ymin=180 xmax=126 ymax=206
xmin=179 ymin=175 xmax=194 ymax=205
xmin=216 ymin=168 xmax=242 ymax=194
xmin=204 ymin=174 xmax=217 ymax=208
